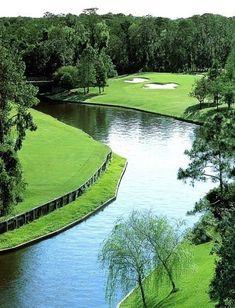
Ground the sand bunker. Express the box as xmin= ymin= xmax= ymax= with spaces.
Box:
xmin=125 ymin=78 xmax=148 ymax=83
xmin=144 ymin=83 xmax=178 ymax=89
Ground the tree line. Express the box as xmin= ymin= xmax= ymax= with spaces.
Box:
xmin=0 ymin=10 xmax=234 ymax=78
xmin=191 ymin=46 xmax=235 ymax=111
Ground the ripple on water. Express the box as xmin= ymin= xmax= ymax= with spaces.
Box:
xmin=0 ymin=103 xmax=213 ymax=308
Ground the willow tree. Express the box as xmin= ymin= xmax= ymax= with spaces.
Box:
xmin=129 ymin=211 xmax=188 ymax=294
xmin=0 ymin=46 xmax=38 ymax=215
xmin=99 ymin=213 xmax=152 ymax=308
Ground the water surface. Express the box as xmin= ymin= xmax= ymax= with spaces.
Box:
xmin=0 ymin=103 xmax=212 ymax=307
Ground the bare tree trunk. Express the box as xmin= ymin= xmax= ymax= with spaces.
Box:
xmin=161 ymin=261 xmax=177 ymax=293
xmin=138 ymin=276 xmax=147 ymax=308
xmin=218 ymin=152 xmax=224 ymax=195
xmin=0 ymin=94 xmax=5 ymax=144
xmin=0 ymin=118 xmax=4 ymax=144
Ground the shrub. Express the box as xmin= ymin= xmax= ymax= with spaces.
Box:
xmin=53 ymin=66 xmax=79 ymax=89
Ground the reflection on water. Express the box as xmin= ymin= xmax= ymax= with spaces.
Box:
xmin=0 ymin=103 xmax=212 ymax=307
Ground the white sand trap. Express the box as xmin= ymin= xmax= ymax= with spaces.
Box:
xmin=144 ymin=83 xmax=178 ymax=89
xmin=125 ymin=78 xmax=148 ymax=83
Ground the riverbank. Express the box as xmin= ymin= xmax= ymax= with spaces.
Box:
xmin=0 ymin=108 xmax=127 ymax=250
xmin=46 ymin=72 xmax=229 ymax=124
xmin=120 ymin=242 xmax=215 ymax=308
xmin=0 ymin=154 xmax=126 ymax=251
xmin=0 ymin=109 xmax=110 ymax=221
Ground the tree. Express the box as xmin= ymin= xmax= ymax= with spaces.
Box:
xmin=178 ymin=113 xmax=235 ymax=196
xmin=190 ymin=76 xmax=208 ymax=109
xmin=207 ymin=61 xmax=223 ymax=110
xmin=223 ymin=82 xmax=235 ymax=110
xmin=129 ymin=211 xmax=187 ymax=293
xmin=95 ymin=55 xmax=107 ymax=94
xmin=0 ymin=46 xmax=38 ymax=215
xmin=208 ymin=78 xmax=223 ymax=110
xmin=222 ymin=47 xmax=235 ymax=109
xmin=177 ymin=111 xmax=235 ymax=307
xmin=99 ymin=212 xmax=152 ymax=308
xmin=77 ymin=45 xmax=96 ymax=94
xmin=225 ymin=45 xmax=235 ymax=81
xmin=99 ymin=211 xmax=189 ymax=307
xmin=53 ymin=66 xmax=79 ymax=90
xmin=210 ymin=208 xmax=235 ymax=307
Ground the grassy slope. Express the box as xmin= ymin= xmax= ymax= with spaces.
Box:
xmin=121 ymin=243 xmax=215 ymax=308
xmin=1 ymin=109 xmax=110 ymax=221
xmin=0 ymin=154 xmax=126 ymax=249
xmin=49 ymin=73 xmax=229 ymax=122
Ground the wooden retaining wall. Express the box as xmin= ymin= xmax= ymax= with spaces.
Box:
xmin=0 ymin=152 xmax=112 ymax=235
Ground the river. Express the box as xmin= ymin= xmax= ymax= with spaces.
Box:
xmin=0 ymin=102 xmax=212 ymax=308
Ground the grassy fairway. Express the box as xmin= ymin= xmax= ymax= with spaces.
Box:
xmin=0 ymin=154 xmax=126 ymax=250
xmin=49 ymin=72 xmax=230 ymax=123
xmin=88 ymin=73 xmax=198 ymax=118
xmin=121 ymin=243 xmax=215 ymax=308
xmin=0 ymin=109 xmax=110 ymax=221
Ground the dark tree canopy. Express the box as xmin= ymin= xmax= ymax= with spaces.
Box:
xmin=0 ymin=13 xmax=234 ymax=77
xmin=0 ymin=46 xmax=38 ymax=215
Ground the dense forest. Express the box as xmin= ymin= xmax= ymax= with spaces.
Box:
xmin=0 ymin=9 xmax=234 ymax=78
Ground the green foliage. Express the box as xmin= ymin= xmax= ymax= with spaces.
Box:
xmin=95 ymin=56 xmax=107 ymax=93
xmin=178 ymin=110 xmax=235 ymax=307
xmin=0 ymin=46 xmax=38 ymax=215
xmin=0 ymin=13 xmax=234 ymax=76
xmin=178 ymin=112 xmax=235 ymax=195
xmin=225 ymin=46 xmax=235 ymax=81
xmin=77 ymin=45 xmax=97 ymax=94
xmin=129 ymin=211 xmax=189 ymax=294
xmin=188 ymin=213 xmax=215 ymax=245
xmin=190 ymin=76 xmax=208 ymax=109
xmin=99 ymin=211 xmax=190 ymax=307
xmin=99 ymin=211 xmax=152 ymax=307
xmin=0 ymin=145 xmax=25 ymax=214
xmin=210 ymin=209 xmax=235 ymax=307
xmin=54 ymin=66 xmax=79 ymax=89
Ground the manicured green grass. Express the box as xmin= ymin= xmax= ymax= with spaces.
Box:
xmin=121 ymin=243 xmax=215 ymax=308
xmin=49 ymin=72 xmax=230 ymax=123
xmin=0 ymin=154 xmax=126 ymax=250
xmin=0 ymin=109 xmax=110 ymax=221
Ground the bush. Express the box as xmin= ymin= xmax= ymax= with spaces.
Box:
xmin=53 ymin=66 xmax=79 ymax=89
xmin=189 ymin=213 xmax=215 ymax=245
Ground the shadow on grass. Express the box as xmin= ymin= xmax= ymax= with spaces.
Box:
xmin=184 ymin=102 xmax=215 ymax=115
xmin=184 ymin=102 xmax=230 ymax=122
xmin=49 ymin=90 xmax=103 ymax=103
xmin=153 ymin=291 xmax=173 ymax=308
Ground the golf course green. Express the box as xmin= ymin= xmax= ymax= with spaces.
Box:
xmin=48 ymin=72 xmax=224 ymax=123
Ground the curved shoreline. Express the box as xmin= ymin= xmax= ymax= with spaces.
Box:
xmin=0 ymin=157 xmax=127 ymax=254
xmin=41 ymin=95 xmax=202 ymax=126
xmin=0 ymin=152 xmax=112 ymax=234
